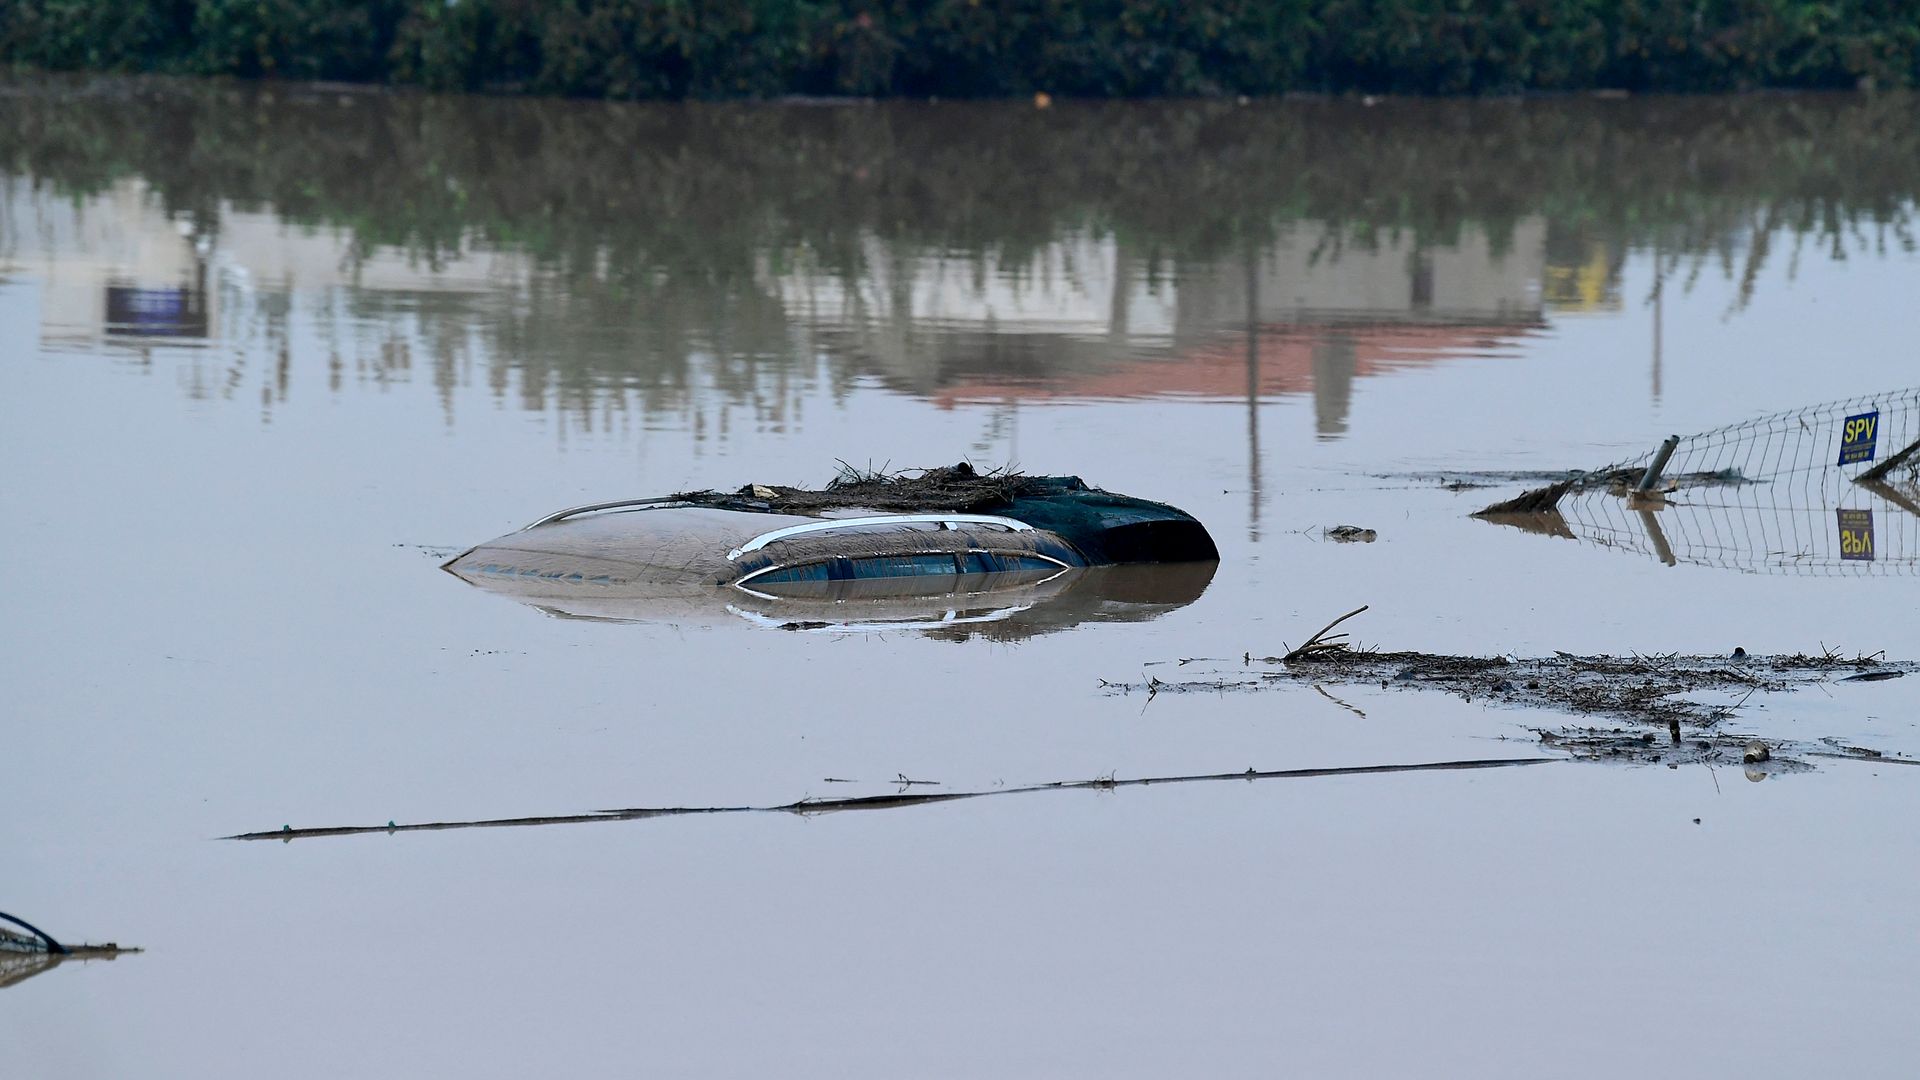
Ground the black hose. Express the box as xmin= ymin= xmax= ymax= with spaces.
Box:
xmin=0 ymin=911 xmax=68 ymax=955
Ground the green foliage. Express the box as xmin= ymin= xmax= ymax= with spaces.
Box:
xmin=0 ymin=0 xmax=195 ymax=72
xmin=186 ymin=0 xmax=408 ymax=80
xmin=4 ymin=0 xmax=1919 ymax=95
xmin=387 ymin=0 xmax=819 ymax=97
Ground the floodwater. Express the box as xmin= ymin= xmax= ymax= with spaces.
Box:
xmin=4 ymin=77 xmax=1920 ymax=1076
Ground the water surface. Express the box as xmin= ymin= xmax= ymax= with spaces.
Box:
xmin=4 ymin=78 xmax=1919 ymax=1077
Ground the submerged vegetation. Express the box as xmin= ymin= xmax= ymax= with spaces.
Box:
xmin=4 ymin=2 xmax=1919 ymax=97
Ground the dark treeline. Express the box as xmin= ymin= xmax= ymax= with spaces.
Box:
xmin=3 ymin=1 xmax=1919 ymax=98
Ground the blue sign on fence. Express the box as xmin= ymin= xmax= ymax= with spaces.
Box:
xmin=1838 ymin=410 xmax=1880 ymax=465
xmin=1838 ymin=508 xmax=1876 ymax=561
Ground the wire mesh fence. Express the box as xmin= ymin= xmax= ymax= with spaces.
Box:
xmin=1490 ymin=385 xmax=1920 ymax=575
xmin=1625 ymin=385 xmax=1920 ymax=488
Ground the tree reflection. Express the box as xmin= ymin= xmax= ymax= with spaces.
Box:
xmin=2 ymin=78 xmax=1914 ymax=428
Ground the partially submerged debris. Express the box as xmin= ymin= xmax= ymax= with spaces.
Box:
xmin=1474 ymin=478 xmax=1579 ymax=516
xmin=0 ymin=913 xmax=136 ymax=990
xmin=1282 ymin=604 xmax=1368 ymax=661
xmin=1537 ymin=728 xmax=1812 ymax=779
xmin=443 ymin=462 xmax=1220 ymax=633
xmin=1131 ymin=646 xmax=1907 ymax=728
xmin=1469 ymin=469 xmax=1749 ymax=516
xmin=229 ymin=756 xmax=1551 ymax=842
xmin=675 ymin=461 xmax=1050 ymax=514
xmin=1110 ymin=607 xmax=1915 ymax=773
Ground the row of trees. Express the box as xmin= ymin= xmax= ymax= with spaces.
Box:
xmin=5 ymin=1 xmax=1918 ymax=97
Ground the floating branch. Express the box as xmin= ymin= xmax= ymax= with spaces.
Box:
xmin=1284 ymin=604 xmax=1369 ymax=661
xmin=229 ymin=756 xmax=1551 ymax=843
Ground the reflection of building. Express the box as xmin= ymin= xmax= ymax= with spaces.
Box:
xmin=1 ymin=177 xmax=533 ymax=351
xmin=1177 ymin=218 xmax=1547 ymax=329
xmin=7 ymin=172 xmax=1565 ymax=444
xmin=986 ymin=323 xmax=1542 ymax=431
xmin=3 ymin=179 xmax=215 ymax=347
xmin=761 ymin=218 xmax=1549 ymax=435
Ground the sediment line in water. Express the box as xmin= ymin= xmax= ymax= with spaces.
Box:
xmin=1112 ymin=638 xmax=1917 ymax=772
xmin=227 ymin=757 xmax=1551 ymax=842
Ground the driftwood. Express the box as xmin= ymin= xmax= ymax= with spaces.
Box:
xmin=1283 ymin=605 xmax=1369 ymax=661
xmin=1473 ymin=478 xmax=1578 ymax=515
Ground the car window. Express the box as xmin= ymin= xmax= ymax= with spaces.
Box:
xmin=744 ymin=550 xmax=1066 ymax=585
xmin=745 ymin=561 xmax=836 ymax=585
xmin=851 ymin=554 xmax=961 ymax=578
xmin=962 ymin=552 xmax=1063 ymax=574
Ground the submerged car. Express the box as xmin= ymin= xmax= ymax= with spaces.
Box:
xmin=442 ymin=467 xmax=1219 ymax=634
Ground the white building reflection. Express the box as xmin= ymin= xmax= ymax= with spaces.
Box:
xmin=761 ymin=218 xmax=1548 ymax=437
xmin=6 ymin=174 xmax=1552 ymax=441
xmin=2 ymin=177 xmax=532 ymax=351
xmin=4 ymin=179 xmax=214 ymax=347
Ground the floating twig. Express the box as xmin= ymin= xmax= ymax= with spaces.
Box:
xmin=1283 ymin=604 xmax=1370 ymax=661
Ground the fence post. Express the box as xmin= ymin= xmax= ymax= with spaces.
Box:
xmin=1636 ymin=435 xmax=1680 ymax=493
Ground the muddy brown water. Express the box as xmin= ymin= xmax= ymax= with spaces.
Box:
xmin=4 ymin=77 xmax=1920 ymax=1076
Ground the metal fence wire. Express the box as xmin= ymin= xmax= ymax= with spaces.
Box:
xmin=1548 ymin=386 xmax=1920 ymax=575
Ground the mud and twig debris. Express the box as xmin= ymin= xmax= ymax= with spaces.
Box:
xmin=675 ymin=461 xmax=1046 ymax=514
xmin=1108 ymin=607 xmax=1914 ymax=773
xmin=1112 ymin=646 xmax=1910 ymax=726
xmin=1283 ymin=604 xmax=1369 ymax=661
xmin=1467 ymin=467 xmax=1751 ymax=516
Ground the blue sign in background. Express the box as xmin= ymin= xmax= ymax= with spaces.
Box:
xmin=1838 ymin=410 xmax=1880 ymax=465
